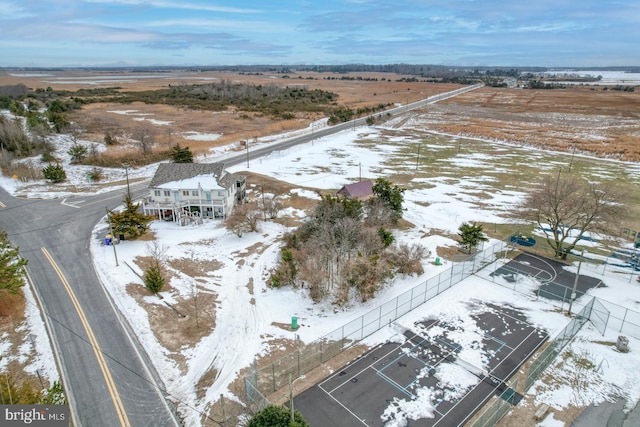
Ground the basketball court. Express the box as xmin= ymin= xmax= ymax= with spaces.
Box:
xmin=491 ymin=252 xmax=603 ymax=301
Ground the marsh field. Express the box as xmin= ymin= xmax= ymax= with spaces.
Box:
xmin=2 ymin=69 xmax=640 ymax=426
xmin=2 ymin=68 xmax=640 ymax=239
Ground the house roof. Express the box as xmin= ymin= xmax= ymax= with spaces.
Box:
xmin=337 ymin=179 xmax=373 ymax=199
xmin=149 ymin=163 xmax=244 ymax=190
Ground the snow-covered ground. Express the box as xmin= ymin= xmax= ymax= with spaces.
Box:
xmin=537 ymin=70 xmax=640 ymax=85
xmin=2 ymin=111 xmax=640 ymax=426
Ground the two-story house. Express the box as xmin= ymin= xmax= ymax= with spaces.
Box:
xmin=142 ymin=163 xmax=246 ymax=222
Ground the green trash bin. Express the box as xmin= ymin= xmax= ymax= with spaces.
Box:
xmin=435 ymin=257 xmax=441 ymax=266
xmin=291 ymin=316 xmax=298 ymax=330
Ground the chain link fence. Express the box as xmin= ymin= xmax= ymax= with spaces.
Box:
xmin=244 ymin=241 xmax=507 ymax=407
xmin=471 ymin=378 xmax=520 ymax=427
xmin=471 ymin=247 xmax=640 ymax=426
xmin=479 ymin=251 xmax=640 ymax=339
xmin=471 ymin=298 xmax=593 ymax=427
xmin=245 ymin=242 xmax=640 ymax=422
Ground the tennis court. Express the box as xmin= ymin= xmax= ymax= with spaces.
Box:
xmin=294 ymin=302 xmax=548 ymax=426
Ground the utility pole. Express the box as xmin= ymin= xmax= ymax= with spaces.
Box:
xmin=261 ymin=184 xmax=266 ymax=220
xmin=569 ymin=146 xmax=576 ymax=172
xmin=105 ymin=207 xmax=119 ymax=267
xmin=568 ymin=250 xmax=584 ymax=315
xmin=245 ymin=140 xmax=249 ymax=168
xmin=289 ymin=373 xmax=294 ymax=423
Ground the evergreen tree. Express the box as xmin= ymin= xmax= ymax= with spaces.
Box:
xmin=0 ymin=228 xmax=28 ymax=293
xmin=372 ymin=178 xmax=405 ymax=223
xmin=42 ymin=163 xmax=66 ymax=182
xmin=457 ymin=222 xmax=489 ymax=254
xmin=247 ymin=404 xmax=309 ymax=427
xmin=170 ymin=144 xmax=194 ymax=163
xmin=108 ymin=195 xmax=154 ymax=239
xmin=378 ymin=226 xmax=394 ymax=247
xmin=67 ymin=144 xmax=88 ymax=163
xmin=41 ymin=381 xmax=67 ymax=405
xmin=143 ymin=263 xmax=165 ymax=294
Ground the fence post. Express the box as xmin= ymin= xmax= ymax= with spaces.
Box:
xmin=424 ymin=280 xmax=429 ymax=303
xmin=602 ymin=309 xmax=610 ymax=337
xmin=620 ymin=309 xmax=628 ymax=332
xmin=395 ymin=295 xmax=399 ymax=320
xmin=450 ymin=261 xmax=454 ymax=284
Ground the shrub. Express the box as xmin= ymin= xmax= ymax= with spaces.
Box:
xmin=42 ymin=163 xmax=66 ymax=183
xmin=88 ymin=167 xmax=103 ymax=181
xmin=387 ymin=243 xmax=427 ymax=275
xmin=247 ymin=404 xmax=309 ymax=427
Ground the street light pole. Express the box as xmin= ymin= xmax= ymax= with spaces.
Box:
xmin=568 ymin=250 xmax=584 ymax=315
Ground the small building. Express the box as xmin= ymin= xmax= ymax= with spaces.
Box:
xmin=142 ymin=163 xmax=246 ymax=223
xmin=337 ymin=179 xmax=374 ymax=200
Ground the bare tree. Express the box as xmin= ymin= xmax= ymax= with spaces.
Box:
xmin=146 ymin=241 xmax=168 ymax=267
xmin=262 ymin=195 xmax=283 ymax=219
xmin=132 ymin=124 xmax=156 ymax=154
xmin=364 ymin=197 xmax=395 ymax=227
xmin=226 ymin=202 xmax=261 ymax=237
xmin=164 ymin=127 xmax=175 ymax=148
xmin=65 ymin=122 xmax=83 ymax=145
xmin=522 ymin=172 xmax=627 ymax=259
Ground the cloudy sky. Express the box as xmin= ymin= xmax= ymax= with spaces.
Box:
xmin=1 ymin=0 xmax=638 ymax=68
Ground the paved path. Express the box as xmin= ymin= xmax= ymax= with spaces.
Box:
xmin=573 ymin=399 xmax=640 ymax=427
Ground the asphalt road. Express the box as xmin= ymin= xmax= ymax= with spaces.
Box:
xmin=0 ymin=83 xmax=483 ymax=426
xmin=0 ymin=185 xmax=180 ymax=427
xmin=223 ymin=83 xmax=484 ymax=168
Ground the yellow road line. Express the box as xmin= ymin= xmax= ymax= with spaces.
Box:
xmin=41 ymin=247 xmax=130 ymax=427
xmin=0 ymin=200 xmax=6 ymax=207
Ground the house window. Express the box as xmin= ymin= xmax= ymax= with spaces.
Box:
xmin=218 ymin=191 xmax=225 ymax=197
xmin=164 ymin=190 xmax=170 ymax=197
xmin=154 ymin=190 xmax=161 ymax=196
xmin=191 ymin=190 xmax=198 ymax=196
xmin=182 ymin=190 xmax=189 ymax=196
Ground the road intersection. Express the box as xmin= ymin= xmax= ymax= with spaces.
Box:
xmin=0 ymin=84 xmax=483 ymax=426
